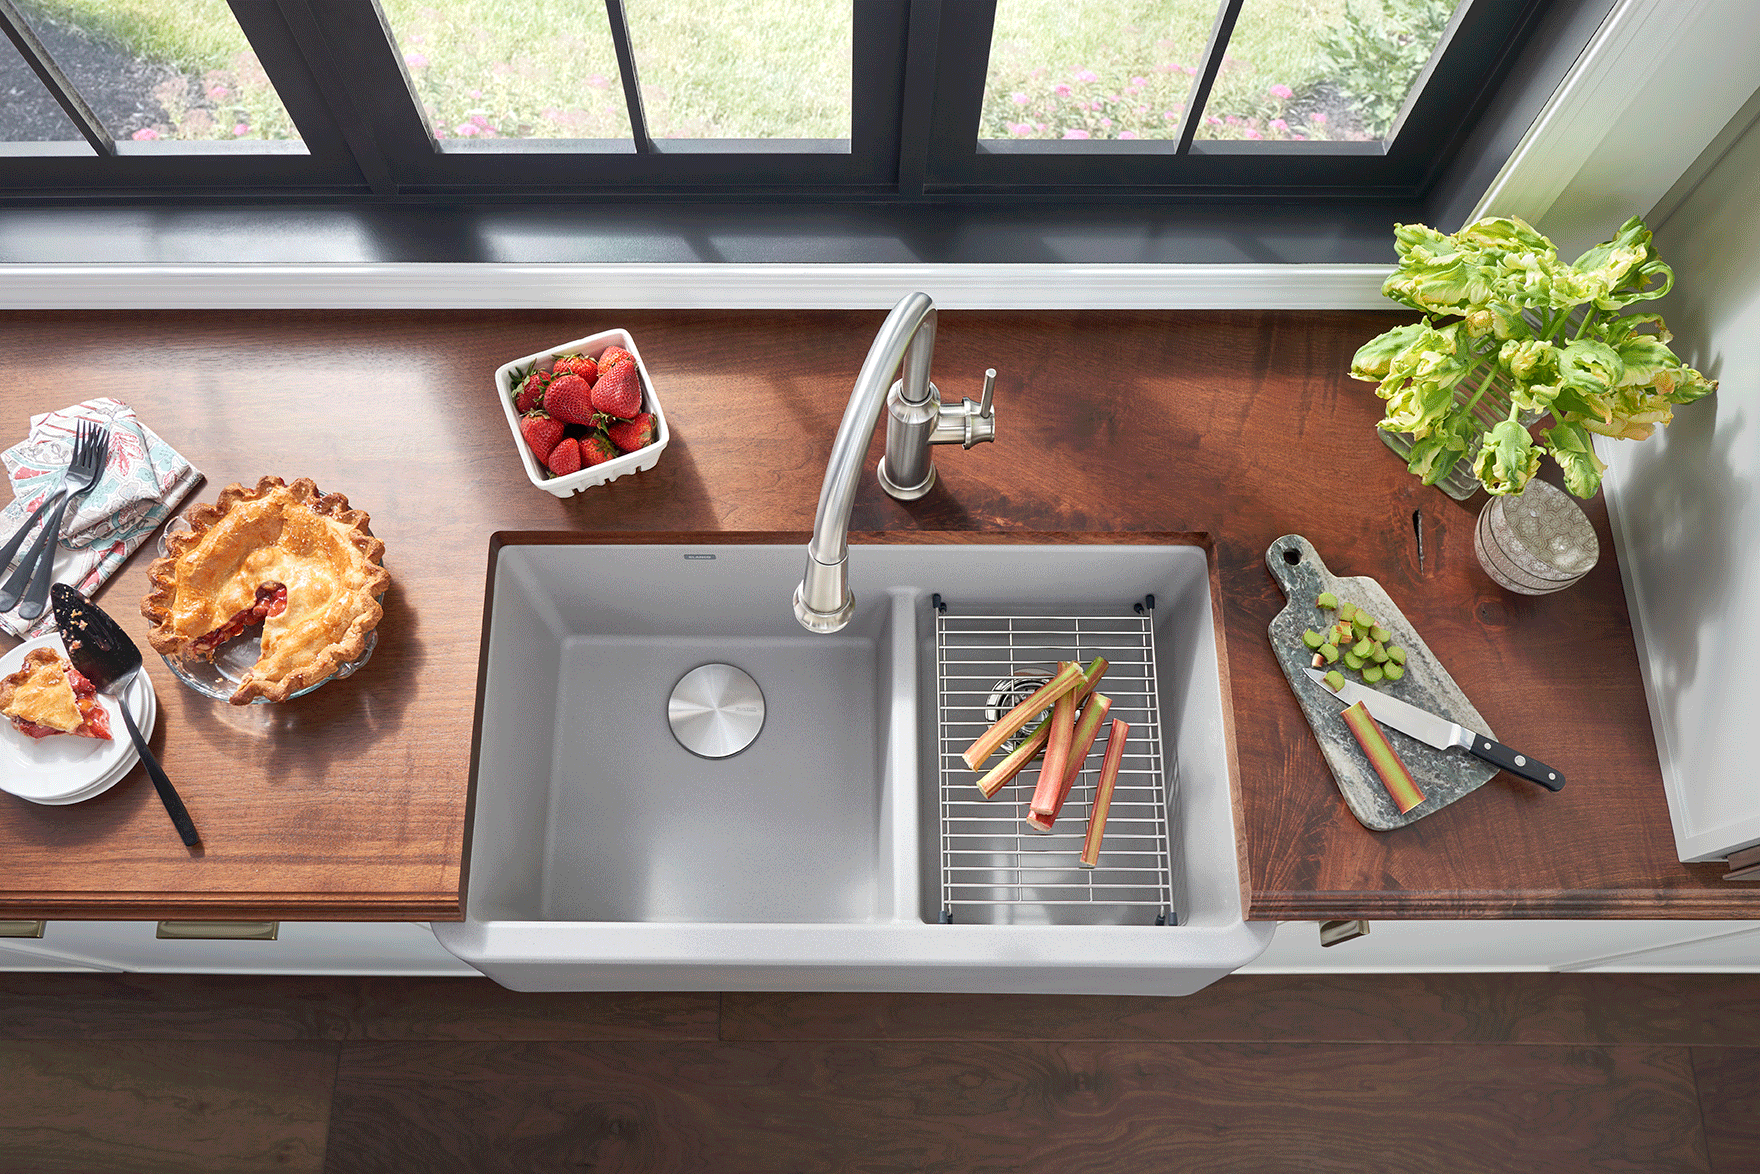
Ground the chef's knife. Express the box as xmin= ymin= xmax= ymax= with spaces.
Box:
xmin=1303 ymin=667 xmax=1564 ymax=792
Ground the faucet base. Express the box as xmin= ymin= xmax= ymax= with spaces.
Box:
xmin=793 ymin=582 xmax=856 ymax=633
xmin=877 ymin=456 xmax=937 ymax=501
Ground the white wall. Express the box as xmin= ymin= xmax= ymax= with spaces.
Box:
xmin=1600 ymin=106 xmax=1760 ymax=862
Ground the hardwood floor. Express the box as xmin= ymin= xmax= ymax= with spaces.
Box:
xmin=1 ymin=973 xmax=1755 ymax=1173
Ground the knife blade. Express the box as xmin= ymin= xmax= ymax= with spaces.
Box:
xmin=1303 ymin=667 xmax=1564 ymax=792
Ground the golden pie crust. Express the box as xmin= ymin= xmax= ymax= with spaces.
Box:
xmin=1 ymin=647 xmax=107 ymax=738
xmin=141 ymin=476 xmax=390 ymax=705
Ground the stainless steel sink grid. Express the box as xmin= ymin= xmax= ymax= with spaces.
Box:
xmin=936 ymin=600 xmax=1180 ymax=926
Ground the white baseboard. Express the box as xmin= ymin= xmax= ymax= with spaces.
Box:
xmin=0 ymin=262 xmax=1394 ymax=311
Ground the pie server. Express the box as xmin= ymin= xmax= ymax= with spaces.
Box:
xmin=1302 ymin=667 xmax=1564 ymax=792
xmin=52 ymin=583 xmax=201 ymax=845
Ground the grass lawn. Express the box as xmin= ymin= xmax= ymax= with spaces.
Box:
xmin=20 ymin=0 xmax=1447 ymax=144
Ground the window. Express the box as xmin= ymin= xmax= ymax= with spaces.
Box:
xmin=0 ymin=0 xmax=1547 ymax=202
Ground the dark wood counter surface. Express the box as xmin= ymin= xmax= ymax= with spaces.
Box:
xmin=0 ymin=309 xmax=1751 ymax=922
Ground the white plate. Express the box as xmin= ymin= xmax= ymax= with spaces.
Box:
xmin=0 ymin=634 xmax=157 ymax=805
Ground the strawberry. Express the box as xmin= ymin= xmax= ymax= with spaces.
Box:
xmin=519 ymin=411 xmax=565 ymax=462
xmin=589 ymin=360 xmax=641 ymax=419
xmin=514 ymin=369 xmax=552 ymax=413
xmin=579 ymin=433 xmax=619 ymax=466
xmin=597 ymin=345 xmax=634 ymax=372
xmin=544 ymin=372 xmax=597 ymax=424
xmin=606 ymin=411 xmax=658 ymax=453
xmin=545 ymin=436 xmax=583 ymax=476
xmin=552 ymin=353 xmax=599 ymax=384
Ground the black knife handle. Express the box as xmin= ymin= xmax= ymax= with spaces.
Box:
xmin=118 ymin=701 xmax=201 ymax=846
xmin=1467 ymin=734 xmax=1565 ymax=792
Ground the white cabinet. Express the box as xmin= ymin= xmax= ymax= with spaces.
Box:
xmin=0 ymin=921 xmax=481 ymax=976
xmin=1240 ymin=919 xmax=1760 ymax=973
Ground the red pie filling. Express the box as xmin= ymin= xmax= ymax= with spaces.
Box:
xmin=9 ymin=665 xmax=111 ymax=740
xmin=192 ymin=582 xmax=289 ymax=657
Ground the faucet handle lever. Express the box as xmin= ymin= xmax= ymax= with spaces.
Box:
xmin=979 ymin=368 xmax=996 ymax=419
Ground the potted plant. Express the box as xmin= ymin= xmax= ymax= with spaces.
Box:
xmin=1351 ymin=215 xmax=1716 ymax=499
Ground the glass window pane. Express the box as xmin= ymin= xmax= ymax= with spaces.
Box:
xmin=1196 ymin=0 xmax=1463 ymax=142
xmin=381 ymin=0 xmax=632 ymax=145
xmin=0 ymin=30 xmax=87 ymax=143
xmin=624 ymin=0 xmax=850 ymax=139
xmin=11 ymin=0 xmax=303 ymax=145
xmin=980 ymin=0 xmax=1218 ymax=142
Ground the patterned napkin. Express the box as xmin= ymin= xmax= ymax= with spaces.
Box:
xmin=1 ymin=398 xmax=203 ymax=639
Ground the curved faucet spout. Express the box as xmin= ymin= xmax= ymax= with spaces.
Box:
xmin=795 ymin=291 xmax=994 ymax=633
xmin=795 ymin=292 xmax=936 ymax=633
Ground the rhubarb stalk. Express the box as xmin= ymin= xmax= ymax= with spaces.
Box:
xmin=1050 ymin=692 xmax=1113 ymax=820
xmin=962 ymin=660 xmax=1086 ymax=771
xmin=1028 ymin=690 xmax=1079 ymax=818
xmin=974 ymin=723 xmax=1051 ymax=798
xmin=1339 ymin=700 xmax=1426 ymax=813
xmin=1079 ymin=718 xmax=1131 ymax=868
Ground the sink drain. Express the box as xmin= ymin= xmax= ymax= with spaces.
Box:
xmin=668 ymin=663 xmax=766 ymax=759
xmin=985 ymin=673 xmax=1051 ymax=753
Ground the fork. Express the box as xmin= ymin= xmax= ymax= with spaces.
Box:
xmin=0 ymin=421 xmax=110 ymax=620
xmin=0 ymin=425 xmax=83 ymax=579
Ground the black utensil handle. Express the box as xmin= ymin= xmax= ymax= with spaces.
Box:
xmin=117 ymin=702 xmax=201 ymax=846
xmin=1467 ymin=734 xmax=1565 ymax=792
xmin=1 ymin=491 xmax=75 ymax=618
xmin=0 ymin=489 xmax=64 ymax=572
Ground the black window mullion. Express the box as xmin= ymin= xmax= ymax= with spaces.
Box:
xmin=1175 ymin=0 xmax=1246 ymax=154
xmin=0 ymin=0 xmax=112 ymax=155
xmin=603 ymin=0 xmax=653 ymax=154
xmin=896 ymin=0 xmax=947 ymax=197
xmin=225 ymin=0 xmax=374 ymax=184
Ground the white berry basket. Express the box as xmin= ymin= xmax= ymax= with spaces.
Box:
xmin=494 ymin=327 xmax=670 ymax=498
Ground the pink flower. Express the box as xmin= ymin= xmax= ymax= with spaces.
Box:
xmin=1012 ymin=92 xmax=1029 ymax=105
xmin=1164 ymin=111 xmax=1178 ymax=120
xmin=404 ymin=52 xmax=429 ymax=69
xmin=1034 ymin=122 xmax=1046 ymax=131
xmin=470 ymin=114 xmax=490 ymax=128
xmin=587 ymin=74 xmax=610 ymax=89
xmin=1291 ymin=133 xmax=1306 ymax=140
xmin=232 ymin=123 xmax=249 ymax=136
xmin=1130 ymin=76 xmax=1147 ymax=87
xmin=206 ymin=85 xmax=229 ymax=99
xmin=1009 ymin=122 xmax=1029 ymax=137
xmin=1062 ymin=128 xmax=1090 ymax=139
xmin=1269 ymin=84 xmax=1294 ymax=99
xmin=1100 ymin=117 xmax=1112 ymax=128
xmin=1244 ymin=128 xmax=1262 ymax=139
xmin=1205 ymin=116 xmax=1222 ymax=126
xmin=1311 ymin=112 xmax=1327 ymax=125
xmin=130 ymin=128 xmax=159 ymax=141
xmin=1270 ymin=118 xmax=1288 ymax=133
xmin=1053 ymin=83 xmax=1071 ymax=97
xmin=454 ymin=123 xmax=478 ymax=136
xmin=468 ymin=88 xmax=482 ymax=99
xmin=1074 ymin=69 xmax=1098 ymax=83
xmin=1182 ymin=64 xmax=1198 ymax=76
xmin=1118 ymin=130 xmax=1137 ymax=140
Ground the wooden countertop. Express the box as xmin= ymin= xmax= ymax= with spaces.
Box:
xmin=0 ymin=309 xmax=1752 ymax=922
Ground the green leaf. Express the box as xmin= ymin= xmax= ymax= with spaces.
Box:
xmin=1541 ymin=419 xmax=1606 ymax=498
xmin=1350 ymin=321 xmax=1430 ymax=381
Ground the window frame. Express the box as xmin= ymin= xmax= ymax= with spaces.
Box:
xmin=0 ymin=0 xmax=1555 ymax=206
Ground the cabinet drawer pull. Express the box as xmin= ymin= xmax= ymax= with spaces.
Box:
xmin=0 ymin=920 xmax=45 ymax=938
xmin=155 ymin=921 xmax=280 ymax=941
xmin=1319 ymin=919 xmax=1370 ymax=947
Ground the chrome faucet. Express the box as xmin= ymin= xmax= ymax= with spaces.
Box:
xmin=794 ymin=292 xmax=997 ymax=633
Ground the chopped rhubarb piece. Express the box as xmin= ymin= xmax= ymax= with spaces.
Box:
xmin=1339 ymin=700 xmax=1426 ymax=813
xmin=1048 ymin=692 xmax=1113 ymax=819
xmin=1025 ymin=811 xmax=1054 ymax=832
xmin=1028 ymin=689 xmax=1079 ymax=817
xmin=1079 ymin=718 xmax=1131 ymax=868
xmin=962 ymin=660 xmax=1086 ymax=771
xmin=975 ymin=723 xmax=1050 ymax=798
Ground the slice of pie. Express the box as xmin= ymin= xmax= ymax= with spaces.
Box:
xmin=1 ymin=647 xmax=113 ymax=740
xmin=141 ymin=476 xmax=391 ymax=705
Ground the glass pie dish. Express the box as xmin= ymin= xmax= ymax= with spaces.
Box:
xmin=152 ymin=507 xmax=381 ymax=704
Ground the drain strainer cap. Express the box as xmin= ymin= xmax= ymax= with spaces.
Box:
xmin=667 ymin=663 xmax=766 ymax=759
